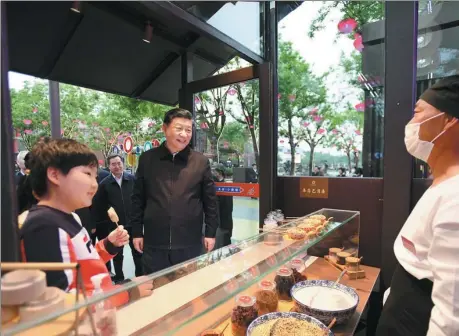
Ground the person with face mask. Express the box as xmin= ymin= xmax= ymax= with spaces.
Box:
xmin=376 ymin=76 xmax=459 ymax=336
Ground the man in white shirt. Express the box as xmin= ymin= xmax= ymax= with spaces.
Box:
xmin=376 ymin=75 xmax=459 ymax=336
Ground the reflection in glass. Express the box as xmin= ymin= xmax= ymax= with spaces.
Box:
xmin=276 ymin=1 xmax=385 ymax=177
xmin=193 ymin=79 xmax=260 ymax=242
xmin=414 ymin=1 xmax=459 ymax=178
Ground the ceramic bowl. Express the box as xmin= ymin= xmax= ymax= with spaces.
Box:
xmin=246 ymin=311 xmax=333 ymax=336
xmin=291 ymin=280 xmax=359 ymax=325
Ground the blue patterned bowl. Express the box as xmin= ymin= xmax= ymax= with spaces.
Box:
xmin=246 ymin=311 xmax=333 ymax=336
xmin=291 ymin=280 xmax=359 ymax=325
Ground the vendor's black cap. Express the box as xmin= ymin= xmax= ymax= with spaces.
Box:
xmin=420 ymin=75 xmax=459 ymax=118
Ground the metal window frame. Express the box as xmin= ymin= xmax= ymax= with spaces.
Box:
xmin=381 ymin=1 xmax=419 ymax=287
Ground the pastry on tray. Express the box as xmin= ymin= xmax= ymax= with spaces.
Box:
xmin=287 ymin=228 xmax=306 ymax=240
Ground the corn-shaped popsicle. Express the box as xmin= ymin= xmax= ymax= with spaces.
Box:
xmin=107 ymin=207 xmax=119 ymax=226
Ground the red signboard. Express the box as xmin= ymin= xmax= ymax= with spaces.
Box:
xmin=215 ymin=182 xmax=259 ymax=198
xmin=152 ymin=139 xmax=160 ymax=148
xmin=123 ymin=136 xmax=133 ymax=154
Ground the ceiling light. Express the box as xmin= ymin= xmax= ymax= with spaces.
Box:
xmin=143 ymin=21 xmax=153 ymax=43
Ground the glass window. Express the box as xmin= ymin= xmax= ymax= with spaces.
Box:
xmin=174 ymin=1 xmax=263 ymax=55
xmin=276 ymin=1 xmax=385 ymax=178
xmin=414 ymin=1 xmax=459 ymax=179
xmin=193 ymin=79 xmax=260 ymax=243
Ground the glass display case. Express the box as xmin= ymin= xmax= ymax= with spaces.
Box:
xmin=2 ymin=208 xmax=365 ymax=336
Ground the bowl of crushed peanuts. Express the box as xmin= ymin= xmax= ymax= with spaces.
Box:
xmin=246 ymin=311 xmax=333 ymax=336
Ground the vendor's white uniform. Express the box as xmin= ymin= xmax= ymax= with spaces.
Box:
xmin=391 ymin=174 xmax=459 ymax=336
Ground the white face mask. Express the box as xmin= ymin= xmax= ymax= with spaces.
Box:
xmin=404 ymin=113 xmax=446 ymax=162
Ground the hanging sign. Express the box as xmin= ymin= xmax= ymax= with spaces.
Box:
xmin=123 ymin=136 xmax=133 ymax=154
xmin=144 ymin=141 xmax=152 ymax=151
xmin=215 ymin=182 xmax=259 ymax=198
xmin=152 ymin=139 xmax=160 ymax=148
xmin=127 ymin=153 xmax=136 ymax=166
xmin=111 ymin=145 xmax=120 ymax=154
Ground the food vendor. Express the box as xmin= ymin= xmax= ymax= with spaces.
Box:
xmin=376 ymin=75 xmax=459 ymax=336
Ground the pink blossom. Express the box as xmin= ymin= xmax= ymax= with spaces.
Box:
xmin=23 ymin=119 xmax=32 ymax=125
xmin=279 ymin=139 xmax=284 ymax=144
xmin=332 ymin=129 xmax=339 ymax=134
xmin=302 ymin=122 xmax=310 ymax=127
xmin=317 ymin=128 xmax=325 ymax=135
xmin=277 ymin=93 xmax=282 ymax=99
xmin=309 ymin=107 xmax=319 ymax=115
xmin=249 ymin=124 xmax=254 ymax=129
xmin=218 ymin=110 xmax=224 ymax=116
xmin=41 ymin=121 xmax=48 ymax=126
xmin=355 ymin=130 xmax=362 ymax=136
xmin=338 ymin=18 xmax=358 ymax=34
xmin=227 ymin=88 xmax=237 ymax=96
xmin=148 ymin=122 xmax=154 ymax=128
xmin=61 ymin=130 xmax=64 ymax=135
xmin=32 ymin=107 xmax=38 ymax=113
xmin=200 ymin=122 xmax=208 ymax=129
xmin=104 ymin=127 xmax=110 ymax=132
xmin=98 ymin=159 xmax=104 ymax=165
xmin=314 ymin=116 xmax=323 ymax=122
xmin=24 ymin=129 xmax=33 ymax=134
xmin=288 ymin=94 xmax=296 ymax=102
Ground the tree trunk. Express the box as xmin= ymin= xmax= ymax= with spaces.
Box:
xmin=347 ymin=152 xmax=352 ymax=172
xmin=209 ymin=138 xmax=218 ymax=163
xmin=288 ymin=119 xmax=296 ymax=176
xmin=308 ymin=146 xmax=315 ymax=176
xmin=248 ymin=126 xmax=259 ymax=168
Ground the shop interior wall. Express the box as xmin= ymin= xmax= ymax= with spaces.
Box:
xmin=276 ymin=177 xmax=383 ymax=268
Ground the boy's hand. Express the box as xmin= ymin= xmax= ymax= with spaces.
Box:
xmin=108 ymin=225 xmax=129 ymax=247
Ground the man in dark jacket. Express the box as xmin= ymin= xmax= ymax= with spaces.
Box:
xmin=92 ymin=154 xmax=142 ymax=281
xmin=213 ymin=166 xmax=233 ymax=249
xmin=131 ymin=108 xmax=218 ymax=275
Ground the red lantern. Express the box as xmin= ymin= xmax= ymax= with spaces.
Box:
xmin=353 ymin=33 xmax=364 ymax=52
xmin=355 ymin=102 xmax=365 ymax=112
xmin=337 ymin=18 xmax=358 ymax=34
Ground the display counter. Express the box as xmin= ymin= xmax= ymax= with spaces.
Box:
xmin=2 ymin=208 xmax=379 ymax=336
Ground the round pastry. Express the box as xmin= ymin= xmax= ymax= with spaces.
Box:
xmin=297 ymin=223 xmax=316 ymax=233
xmin=302 ymin=218 xmax=322 ymax=227
xmin=308 ymin=214 xmax=326 ymax=222
xmin=1 ymin=270 xmax=47 ymax=306
xmin=287 ymin=228 xmax=306 ymax=240
xmin=19 ymin=287 xmax=66 ymax=322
